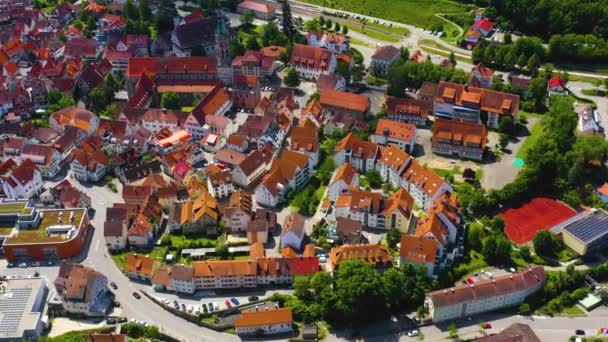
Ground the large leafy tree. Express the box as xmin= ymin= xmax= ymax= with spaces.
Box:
xmin=281 ymin=0 xmax=295 ymax=37
xmin=334 ymin=260 xmax=385 ymax=325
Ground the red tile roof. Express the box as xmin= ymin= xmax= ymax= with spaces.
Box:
xmin=400 ymin=235 xmax=438 ymax=263
xmin=432 ymin=119 xmax=488 ymax=149
xmin=290 ymin=44 xmax=333 ymax=72
xmin=238 ymin=0 xmax=275 ymax=14
xmin=320 ymin=89 xmax=369 ymax=113
xmin=435 ymin=81 xmax=520 ymax=118
xmin=234 ymin=308 xmax=293 ymax=328
xmin=126 ymin=57 xmax=218 ymax=78
xmin=375 ymin=119 xmax=416 ymax=142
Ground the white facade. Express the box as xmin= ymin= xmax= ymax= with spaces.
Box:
xmin=400 ymin=178 xmax=452 ymax=211
xmin=224 ymin=209 xmax=251 ymax=233
xmin=207 ymin=178 xmax=235 ymax=199
xmin=2 ymin=169 xmax=44 ymax=199
xmin=61 ymin=276 xmax=109 ymax=316
xmin=194 ymin=274 xmax=257 ymax=289
xmin=105 ymin=233 xmax=127 ymax=250
xmin=254 ymin=185 xmax=282 ymax=208
xmin=70 ymin=160 xmax=107 ymax=183
xmin=292 ymin=54 xmax=337 ymax=80
xmin=169 ymin=278 xmax=195 ymax=294
xmin=236 ymin=322 xmax=293 ymax=336
xmin=372 ymin=131 xmax=416 ymax=154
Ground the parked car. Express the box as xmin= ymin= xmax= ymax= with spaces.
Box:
xmin=213 ymin=302 xmax=220 ymax=311
xmin=31 ymin=261 xmax=40 ymax=267
xmin=230 ymin=297 xmax=240 ymax=305
xmin=18 ymin=262 xmax=27 ymax=268
xmin=132 ymin=292 xmax=141 ymax=299
xmin=202 ymin=303 xmax=208 ymax=313
xmin=6 ymin=262 xmax=15 ymax=268
xmin=224 ymin=300 xmax=232 ymax=308
xmin=194 ymin=305 xmax=200 ymax=314
xmin=208 ymin=302 xmax=214 ymax=312
xmin=483 ymin=323 xmax=492 ymax=329
xmin=576 ymin=330 xmax=585 ymax=336
xmin=118 ymin=317 xmax=128 ymax=323
xmin=110 ymin=282 xmax=117 ymax=290
xmin=112 ymin=301 xmax=121 ymax=308
xmin=181 ymin=304 xmax=186 ymax=311
xmin=407 ymin=330 xmax=420 ymax=337
xmin=46 ymin=261 xmax=54 ymax=266
xmin=106 ymin=318 xmax=117 ymax=325
xmin=248 ymin=296 xmax=259 ymax=302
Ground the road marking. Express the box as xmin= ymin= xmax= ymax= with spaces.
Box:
xmin=94 ymin=239 xmax=100 ymax=252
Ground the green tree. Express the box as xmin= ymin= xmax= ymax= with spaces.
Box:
xmin=335 ymin=260 xmax=385 ymax=325
xmin=504 ymin=49 xmax=518 ymax=69
xmin=335 ymin=61 xmax=351 ymax=84
xmin=229 ymin=40 xmax=245 ymax=57
xmin=334 ymin=22 xmax=341 ymax=32
xmin=342 ymin=25 xmax=349 ymax=35
xmin=449 ymin=51 xmax=457 ymax=66
xmin=527 ymin=53 xmax=541 ymax=73
xmin=382 ymin=268 xmax=406 ymax=313
xmin=519 ymin=245 xmax=532 ymax=261
xmin=499 ymin=133 xmax=510 ymax=150
xmin=294 ymin=276 xmax=312 ymax=300
xmin=246 ymin=36 xmax=261 ymax=50
xmin=498 ymin=116 xmax=515 ymax=135
xmin=281 ymin=0 xmax=295 ymax=37
xmin=89 ymin=87 xmax=110 ymax=113
xmin=483 ymin=234 xmax=512 ymax=265
xmin=467 ymin=223 xmax=484 ymax=250
xmin=533 ymin=230 xmax=558 ymax=257
xmin=386 ymin=228 xmax=402 ymax=250
xmin=325 ymin=18 xmax=333 ymax=29
xmin=364 ymin=169 xmax=383 ymax=188
xmin=516 ymin=53 xmax=527 ymax=69
xmin=448 ymin=322 xmax=458 ymax=339
xmin=352 ymin=65 xmax=364 ymax=84
xmin=215 ymin=243 xmax=230 ymax=259
xmin=283 ymin=68 xmax=300 ymax=87
xmin=160 ymin=92 xmax=181 ymax=110
xmin=304 ymin=18 xmax=321 ymax=31
xmin=240 ymin=10 xmax=255 ymax=27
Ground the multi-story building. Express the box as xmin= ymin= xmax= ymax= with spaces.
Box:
xmin=223 ymin=191 xmax=253 ymax=234
xmin=289 ymin=44 xmax=336 ymax=80
xmin=54 ymin=262 xmax=110 ymax=316
xmin=1 ymin=159 xmax=44 ymax=199
xmin=0 ymin=277 xmax=48 ymax=341
xmin=400 ymin=161 xmax=452 ymax=211
xmin=280 ymin=211 xmax=306 ymax=251
xmin=327 ymin=163 xmax=359 ymax=202
xmin=237 ymin=0 xmax=276 ymax=20
xmin=1 ymin=200 xmax=91 ymax=262
xmin=255 ymin=150 xmax=312 ymax=207
xmin=560 ymin=208 xmax=608 ymax=256
xmin=50 ymin=107 xmax=99 ymax=135
xmin=400 ymin=235 xmax=439 ymax=278
xmin=375 ymin=145 xmax=411 ymax=188
xmin=124 ymin=253 xmax=160 ymax=283
xmin=334 ymin=187 xmax=385 ymax=229
xmin=140 ymin=109 xmax=189 ymax=135
xmin=372 ymin=119 xmax=416 ymax=153
xmin=425 ymin=266 xmax=546 ymax=322
xmin=234 ymin=308 xmax=293 ymax=337
xmin=168 ymin=191 xmax=219 ymax=234
xmin=232 ymin=75 xmax=261 ymax=111
xmin=232 ymin=50 xmax=275 ymax=78
xmin=231 ymin=149 xmax=273 ymax=188
xmin=20 ymin=144 xmax=63 ymax=178
xmin=207 ymin=169 xmax=235 ymax=199
xmin=193 ymin=260 xmax=257 ymax=289
xmin=69 ymin=149 xmax=109 ymax=183
xmin=385 ymin=96 xmax=430 ymax=127
xmin=319 ymin=89 xmax=369 ymax=119
xmin=434 ymin=81 xmax=520 ymax=129
xmin=382 ymin=188 xmax=414 ymax=232
xmin=431 ymin=119 xmax=487 ymax=161
xmin=333 ymin=133 xmax=379 ymax=173
xmin=468 ymin=63 xmax=493 ymax=88
xmin=370 ymin=45 xmax=400 ymax=76
xmin=104 ymin=207 xmax=128 ymax=251
xmin=288 ymin=122 xmax=320 ymax=167
xmin=168 ymin=265 xmax=195 ymax=294
xmin=306 ymin=31 xmax=350 ymax=54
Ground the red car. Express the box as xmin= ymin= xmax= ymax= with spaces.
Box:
xmin=225 ymin=300 xmax=232 ymax=308
xmin=466 ymin=277 xmax=475 ymax=284
xmin=216 ymin=163 xmax=226 ymax=169
xmin=482 ymin=323 xmax=492 ymax=329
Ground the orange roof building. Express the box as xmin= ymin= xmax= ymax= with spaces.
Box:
xmin=320 ymin=89 xmax=369 ymax=115
xmin=400 ymin=235 xmax=438 ymax=277
xmin=432 ymin=119 xmax=487 ymax=161
xmin=373 ymin=119 xmax=417 ymax=153
xmin=124 ymin=253 xmax=160 ymax=281
xmin=290 ymin=44 xmax=337 ymax=79
xmin=234 ymin=308 xmax=293 ymax=336
xmin=327 ymin=244 xmax=392 ymax=272
xmin=434 ymin=81 xmax=520 ymax=129
xmin=50 ymin=107 xmax=99 ymax=134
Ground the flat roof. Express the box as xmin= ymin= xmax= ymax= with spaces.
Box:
xmin=0 ymin=277 xmax=46 ymax=339
xmin=5 ymin=209 xmax=86 ymax=245
xmin=0 ymin=201 xmax=33 ymax=215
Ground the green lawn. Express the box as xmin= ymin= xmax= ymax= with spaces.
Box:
xmin=0 ymin=227 xmax=14 ymax=235
xmin=453 ymin=250 xmax=488 ymax=281
xmin=237 ymin=25 xmax=264 ymax=46
xmin=305 ymin=0 xmax=475 ymax=31
xmin=419 ymin=45 xmax=473 ymax=64
xmin=359 ymin=20 xmax=409 ymax=36
xmin=349 ymin=37 xmax=375 ymax=48
xmin=581 ymin=89 xmax=607 ymax=96
xmin=516 ymin=121 xmax=543 ymax=159
xmin=432 ymin=166 xmax=462 ymax=178
xmin=560 ymin=305 xmax=585 ymax=315
xmin=111 ymin=246 xmax=169 ymax=270
xmin=344 ymin=23 xmax=400 ymax=43
xmin=557 ymin=247 xmax=579 ymax=262
xmin=169 ymin=234 xmax=218 ymax=249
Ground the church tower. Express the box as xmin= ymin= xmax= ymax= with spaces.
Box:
xmin=214 ymin=13 xmax=233 ymax=84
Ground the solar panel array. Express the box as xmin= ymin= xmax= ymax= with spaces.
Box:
xmin=0 ymin=287 xmax=31 ymax=334
xmin=563 ymin=212 xmax=608 ymax=243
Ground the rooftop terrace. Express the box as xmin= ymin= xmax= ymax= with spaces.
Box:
xmin=5 ymin=209 xmax=86 ymax=244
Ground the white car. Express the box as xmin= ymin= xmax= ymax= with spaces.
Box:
xmin=194 ymin=305 xmax=200 ymax=314
xmin=187 ymin=305 xmax=193 ymax=313
xmin=407 ymin=330 xmax=420 ymax=337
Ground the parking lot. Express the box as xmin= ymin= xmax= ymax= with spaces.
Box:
xmin=457 ymin=267 xmax=513 ymax=286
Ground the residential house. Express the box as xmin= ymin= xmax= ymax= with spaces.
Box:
xmin=69 ymin=148 xmax=108 ymax=183
xmin=237 ymin=0 xmax=276 ymax=20
xmin=468 ymin=64 xmax=493 ymax=88
xmin=280 ymin=211 xmax=306 ymax=251
xmin=400 ymin=160 xmax=452 ymax=210
xmin=300 ymin=99 xmax=324 ymax=127
xmin=333 ymin=133 xmax=379 ymax=173
xmin=104 ymin=207 xmax=128 ymax=251
xmin=372 ymin=119 xmax=416 ymax=153
xmin=334 ymin=187 xmax=384 ymax=229
xmin=223 ymin=190 xmax=253 ymax=234
xmin=306 ymin=31 xmax=350 ymax=54
xmin=168 ymin=265 xmax=195 ymax=294
xmin=247 ymin=208 xmax=275 ymax=244
xmin=319 ymin=89 xmax=369 ymax=119
xmin=207 ymin=168 xmax=235 ymax=199
xmin=471 ymin=17 xmax=494 ymax=37
xmin=382 ymin=188 xmax=414 ymax=232
xmin=139 ymin=109 xmax=189 ymax=135
xmin=124 ymin=253 xmax=160 ymax=282
xmin=232 ymin=75 xmax=261 ymax=111
xmin=288 ymin=121 xmax=320 ymax=167
xmin=370 ymin=45 xmax=400 ymax=76
xmin=255 ymin=150 xmax=312 ymax=207
xmin=20 ymin=144 xmax=63 ymax=178
xmin=193 ymin=260 xmax=257 ymax=290
xmin=332 ymin=218 xmax=365 ymax=245
xmin=547 ymin=76 xmax=567 ymax=96
xmin=50 ymin=107 xmax=99 ymax=135
xmin=1 ymin=159 xmax=44 ymax=199
xmin=316 ymin=73 xmax=346 ymax=92
xmin=327 ymin=163 xmax=359 ymax=202
xmin=289 ymin=44 xmax=336 ymax=80
xmin=327 ymin=244 xmax=393 ymax=272
xmin=385 ymin=96 xmax=430 ymax=127
xmin=226 ymin=134 xmax=249 ymax=153
xmin=231 ymin=148 xmax=273 ymax=188
xmin=54 ymin=262 xmax=110 ymax=316
xmin=168 ymin=191 xmax=219 ymax=234
xmin=400 ymin=235 xmax=439 ymax=278
xmin=127 ymin=214 xmax=154 ymax=249
xmin=65 ymin=38 xmax=99 ymax=60
xmin=431 ymin=119 xmax=487 ymax=161
xmin=434 ymin=81 xmax=520 ymax=129
xmin=234 ymin=308 xmax=293 ymax=337
xmin=213 ymin=148 xmax=247 ymax=169
xmin=463 ymin=30 xmax=482 ymax=50
xmin=425 ymin=266 xmax=546 ymax=322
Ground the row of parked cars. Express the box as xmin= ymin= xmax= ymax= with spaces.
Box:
xmin=161 ymin=296 xmax=260 ymax=314
xmin=7 ymin=260 xmax=55 ymax=268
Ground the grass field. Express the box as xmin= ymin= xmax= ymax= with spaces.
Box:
xmin=581 ymin=89 xmax=607 ymax=96
xmin=419 ymin=45 xmax=473 ymax=64
xmin=344 ymin=23 xmax=400 ymax=43
xmin=516 ymin=121 xmax=543 ymax=159
xmin=111 ymin=246 xmax=169 ymax=270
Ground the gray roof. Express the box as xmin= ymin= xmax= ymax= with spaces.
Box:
xmin=0 ymin=277 xmax=47 ymax=340
xmin=563 ymin=208 xmax=608 ymax=244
